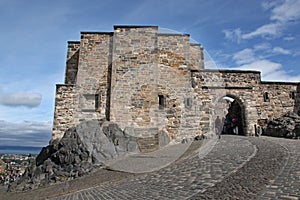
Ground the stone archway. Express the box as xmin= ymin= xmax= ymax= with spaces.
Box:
xmin=216 ymin=95 xmax=246 ymax=136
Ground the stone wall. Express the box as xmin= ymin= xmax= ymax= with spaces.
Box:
xmin=257 ymin=82 xmax=298 ymax=121
xmin=65 ymin=41 xmax=80 ymax=84
xmin=191 ymin=70 xmax=261 ymax=136
xmin=189 ymin=44 xmax=204 ymax=70
xmin=75 ymin=32 xmax=113 ymax=123
xmin=110 ymin=26 xmax=158 ymax=133
xmin=296 ymin=84 xmax=300 ymax=115
xmin=52 ymin=85 xmax=77 ymax=140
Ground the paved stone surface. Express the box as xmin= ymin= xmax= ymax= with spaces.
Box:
xmin=4 ymin=135 xmax=298 ymax=199
xmin=51 ymin=136 xmax=257 ymax=199
xmin=189 ymin=137 xmax=289 ymax=199
xmin=258 ymin=137 xmax=300 ymax=200
xmin=104 ymin=141 xmax=192 ymax=173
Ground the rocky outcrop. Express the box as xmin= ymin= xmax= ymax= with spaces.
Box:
xmin=264 ymin=112 xmax=300 ymax=139
xmin=11 ymin=120 xmax=140 ymax=191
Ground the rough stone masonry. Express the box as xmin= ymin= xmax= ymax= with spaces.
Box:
xmin=52 ymin=25 xmax=300 ymax=147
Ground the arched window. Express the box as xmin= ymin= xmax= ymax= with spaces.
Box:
xmin=158 ymin=95 xmax=166 ymax=109
xmin=263 ymin=92 xmax=270 ymax=102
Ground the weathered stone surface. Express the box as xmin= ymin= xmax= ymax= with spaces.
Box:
xmin=264 ymin=112 xmax=300 ymax=138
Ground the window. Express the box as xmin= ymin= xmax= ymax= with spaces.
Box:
xmin=95 ymin=94 xmax=100 ymax=110
xmin=82 ymin=94 xmax=100 ymax=112
xmin=158 ymin=95 xmax=166 ymax=109
xmin=263 ymin=92 xmax=270 ymax=102
xmin=290 ymin=91 xmax=295 ymax=99
xmin=185 ymin=97 xmax=192 ymax=108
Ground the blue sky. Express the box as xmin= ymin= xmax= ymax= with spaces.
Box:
xmin=0 ymin=0 xmax=299 ymax=147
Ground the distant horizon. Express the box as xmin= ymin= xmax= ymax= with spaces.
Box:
xmin=0 ymin=145 xmax=42 ymax=155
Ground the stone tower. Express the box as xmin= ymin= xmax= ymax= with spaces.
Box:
xmin=52 ymin=25 xmax=204 ymax=141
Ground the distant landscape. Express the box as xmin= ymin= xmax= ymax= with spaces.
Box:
xmin=0 ymin=146 xmax=42 ymax=155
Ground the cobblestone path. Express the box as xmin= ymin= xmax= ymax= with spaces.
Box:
xmin=259 ymin=137 xmax=300 ymax=200
xmin=49 ymin=136 xmax=299 ymax=200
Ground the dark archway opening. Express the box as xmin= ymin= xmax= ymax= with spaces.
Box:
xmin=218 ymin=95 xmax=246 ymax=136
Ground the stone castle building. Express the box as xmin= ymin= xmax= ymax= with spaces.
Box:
xmin=52 ymin=25 xmax=300 ymax=143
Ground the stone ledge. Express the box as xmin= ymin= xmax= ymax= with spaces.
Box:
xmin=202 ymin=86 xmax=253 ymax=90
xmin=191 ymin=69 xmax=261 ymax=74
xmin=80 ymin=31 xmax=114 ymax=35
xmin=190 ymin=43 xmax=201 ymax=46
xmin=56 ymin=84 xmax=75 ymax=87
xmin=261 ymin=81 xmax=300 ymax=85
xmin=158 ymin=33 xmax=190 ymax=37
xmin=114 ymin=25 xmax=158 ymax=29
xmin=67 ymin=41 xmax=80 ymax=44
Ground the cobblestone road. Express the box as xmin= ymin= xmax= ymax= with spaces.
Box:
xmin=50 ymin=136 xmax=299 ymax=200
xmin=259 ymin=137 xmax=300 ymax=200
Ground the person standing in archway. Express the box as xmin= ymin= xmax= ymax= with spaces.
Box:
xmin=215 ymin=116 xmax=222 ymax=139
xmin=232 ymin=117 xmax=238 ymax=135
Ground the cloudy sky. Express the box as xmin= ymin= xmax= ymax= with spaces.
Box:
xmin=0 ymin=0 xmax=299 ymax=147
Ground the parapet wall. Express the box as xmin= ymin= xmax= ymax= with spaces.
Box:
xmin=258 ymin=82 xmax=298 ymax=120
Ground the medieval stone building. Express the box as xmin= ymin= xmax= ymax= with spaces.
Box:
xmin=52 ymin=25 xmax=299 ymax=144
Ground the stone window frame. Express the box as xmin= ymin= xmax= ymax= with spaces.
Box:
xmin=158 ymin=95 xmax=166 ymax=110
xmin=81 ymin=94 xmax=100 ymax=112
xmin=289 ymin=91 xmax=295 ymax=99
xmin=263 ymin=92 xmax=270 ymax=102
xmin=184 ymin=97 xmax=193 ymax=108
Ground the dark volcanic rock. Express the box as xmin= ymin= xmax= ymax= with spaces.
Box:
xmin=264 ymin=112 xmax=300 ymax=139
xmin=11 ymin=119 xmax=139 ymax=191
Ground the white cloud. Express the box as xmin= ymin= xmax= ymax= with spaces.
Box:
xmin=0 ymin=120 xmax=52 ymax=147
xmin=232 ymin=48 xmax=256 ymax=65
xmin=272 ymin=46 xmax=291 ymax=54
xmin=234 ymin=60 xmax=282 ymax=76
xmin=0 ymin=92 xmax=42 ymax=108
xmin=264 ymin=69 xmax=300 ymax=82
xmin=241 ymin=22 xmax=282 ymax=39
xmin=270 ymin=0 xmax=300 ymax=22
xmin=261 ymin=0 xmax=281 ymax=10
xmin=254 ymin=43 xmax=271 ymax=51
xmin=222 ymin=28 xmax=242 ymax=43
xmin=224 ymin=0 xmax=300 ymax=41
xmin=283 ymin=36 xmax=295 ymax=41
xmin=230 ymin=47 xmax=299 ymax=82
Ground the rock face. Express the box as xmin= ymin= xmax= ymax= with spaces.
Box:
xmin=11 ymin=120 xmax=139 ymax=191
xmin=264 ymin=112 xmax=300 ymax=139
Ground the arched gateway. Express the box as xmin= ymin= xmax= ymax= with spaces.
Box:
xmin=191 ymin=69 xmax=299 ymax=137
xmin=215 ymin=95 xmax=246 ymax=136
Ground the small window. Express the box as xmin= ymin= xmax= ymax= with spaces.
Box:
xmin=290 ymin=91 xmax=295 ymax=99
xmin=185 ymin=97 xmax=192 ymax=108
xmin=95 ymin=94 xmax=100 ymax=110
xmin=263 ymin=92 xmax=270 ymax=102
xmin=82 ymin=94 xmax=99 ymax=112
xmin=158 ymin=95 xmax=166 ymax=109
